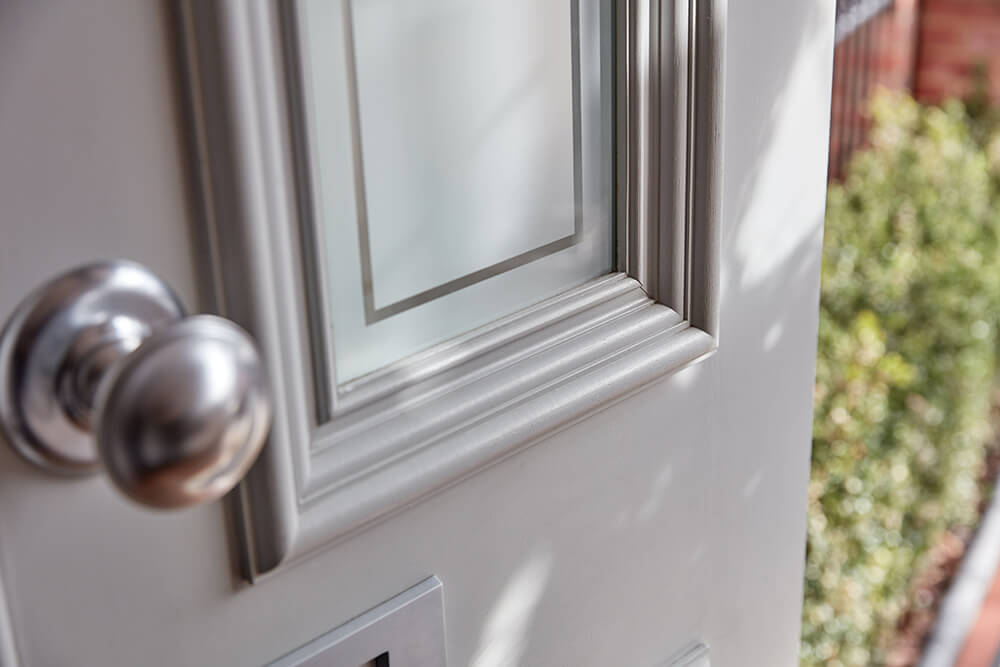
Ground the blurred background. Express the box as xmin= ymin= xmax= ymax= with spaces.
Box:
xmin=805 ymin=0 xmax=1000 ymax=665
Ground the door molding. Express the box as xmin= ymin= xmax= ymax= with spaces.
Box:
xmin=177 ymin=0 xmax=726 ymax=579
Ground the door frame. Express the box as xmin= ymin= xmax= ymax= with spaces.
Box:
xmin=176 ymin=0 xmax=726 ymax=580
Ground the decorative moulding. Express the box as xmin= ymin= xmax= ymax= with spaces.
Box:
xmin=176 ymin=0 xmax=726 ymax=579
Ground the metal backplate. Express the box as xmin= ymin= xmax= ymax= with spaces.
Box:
xmin=269 ymin=577 xmax=446 ymax=667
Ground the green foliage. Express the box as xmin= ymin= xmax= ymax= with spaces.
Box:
xmin=802 ymin=93 xmax=1000 ymax=666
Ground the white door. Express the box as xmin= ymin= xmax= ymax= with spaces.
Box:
xmin=0 ymin=1 xmax=834 ymax=665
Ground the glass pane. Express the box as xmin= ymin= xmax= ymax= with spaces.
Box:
xmin=298 ymin=0 xmax=615 ymax=382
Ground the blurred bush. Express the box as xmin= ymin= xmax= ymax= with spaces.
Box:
xmin=802 ymin=92 xmax=1000 ymax=666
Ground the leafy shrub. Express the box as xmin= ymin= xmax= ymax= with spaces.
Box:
xmin=802 ymin=93 xmax=1000 ymax=666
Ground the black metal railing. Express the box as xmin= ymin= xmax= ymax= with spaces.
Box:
xmin=829 ymin=0 xmax=895 ymax=179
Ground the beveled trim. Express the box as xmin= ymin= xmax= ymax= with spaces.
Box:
xmin=619 ymin=0 xmax=723 ymax=333
xmin=177 ymin=0 xmax=725 ymax=579
xmin=688 ymin=0 xmax=725 ymax=337
xmin=333 ymin=273 xmax=640 ymax=415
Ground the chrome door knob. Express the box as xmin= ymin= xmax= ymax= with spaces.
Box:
xmin=0 ymin=261 xmax=272 ymax=509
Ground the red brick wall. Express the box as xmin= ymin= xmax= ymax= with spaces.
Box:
xmin=915 ymin=0 xmax=1000 ymax=104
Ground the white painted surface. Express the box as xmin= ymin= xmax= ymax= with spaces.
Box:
xmin=0 ymin=1 xmax=833 ymax=666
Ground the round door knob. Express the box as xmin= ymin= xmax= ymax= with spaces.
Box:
xmin=0 ymin=261 xmax=272 ymax=509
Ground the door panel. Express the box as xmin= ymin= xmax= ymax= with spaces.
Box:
xmin=0 ymin=0 xmax=834 ymax=665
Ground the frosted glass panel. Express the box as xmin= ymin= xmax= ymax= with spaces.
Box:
xmin=354 ymin=0 xmax=578 ymax=313
xmin=298 ymin=0 xmax=614 ymax=382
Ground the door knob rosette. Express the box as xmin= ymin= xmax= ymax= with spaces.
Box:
xmin=0 ymin=261 xmax=272 ymax=509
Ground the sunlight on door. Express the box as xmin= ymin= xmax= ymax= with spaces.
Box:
xmin=470 ymin=552 xmax=553 ymax=667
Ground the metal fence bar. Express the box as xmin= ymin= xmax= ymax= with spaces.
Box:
xmin=828 ymin=0 xmax=894 ymax=179
xmin=828 ymin=46 xmax=845 ymax=178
